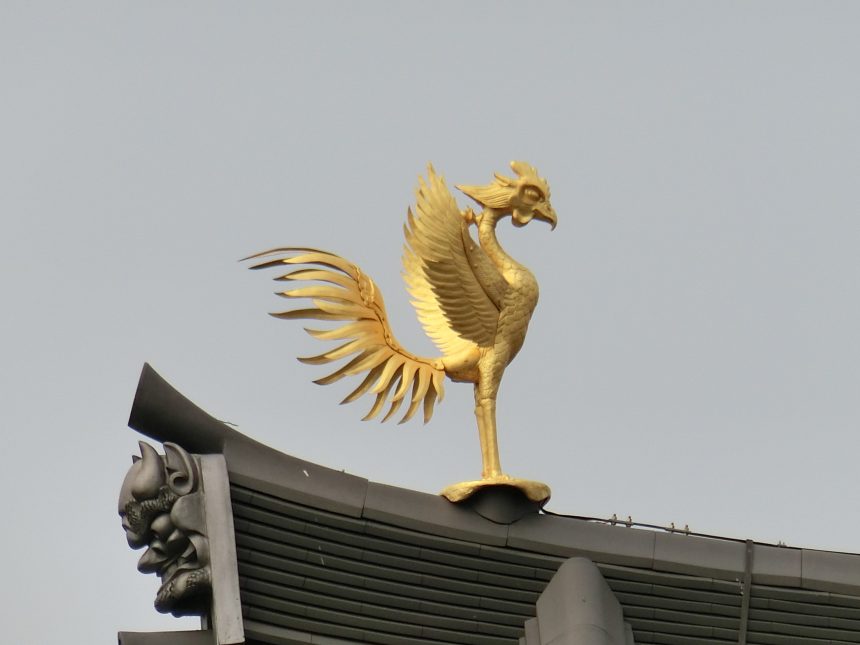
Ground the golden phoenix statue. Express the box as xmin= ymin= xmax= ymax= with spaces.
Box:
xmin=247 ymin=162 xmax=557 ymax=503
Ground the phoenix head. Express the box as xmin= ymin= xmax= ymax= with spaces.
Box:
xmin=456 ymin=160 xmax=557 ymax=230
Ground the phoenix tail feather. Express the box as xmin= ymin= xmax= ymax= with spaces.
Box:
xmin=246 ymin=247 xmax=445 ymax=424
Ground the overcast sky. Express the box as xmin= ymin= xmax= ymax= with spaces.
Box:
xmin=2 ymin=2 xmax=860 ymax=642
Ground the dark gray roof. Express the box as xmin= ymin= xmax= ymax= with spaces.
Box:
xmin=119 ymin=632 xmax=214 ymax=645
xmin=129 ymin=364 xmax=860 ymax=645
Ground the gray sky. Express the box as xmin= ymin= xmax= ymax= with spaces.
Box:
xmin=2 ymin=2 xmax=860 ymax=642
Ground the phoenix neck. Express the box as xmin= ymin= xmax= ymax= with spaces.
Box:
xmin=478 ymin=209 xmax=524 ymax=284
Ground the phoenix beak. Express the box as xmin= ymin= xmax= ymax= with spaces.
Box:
xmin=535 ymin=203 xmax=558 ymax=230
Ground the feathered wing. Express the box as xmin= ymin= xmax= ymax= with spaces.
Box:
xmin=247 ymin=247 xmax=445 ymax=424
xmin=403 ymin=166 xmax=502 ymax=358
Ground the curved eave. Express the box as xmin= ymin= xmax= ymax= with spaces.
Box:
xmin=128 ymin=363 xmax=860 ymax=597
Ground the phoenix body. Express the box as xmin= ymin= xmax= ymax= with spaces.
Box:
xmin=248 ymin=162 xmax=557 ymax=500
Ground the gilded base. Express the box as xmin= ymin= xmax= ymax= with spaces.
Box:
xmin=440 ymin=475 xmax=551 ymax=504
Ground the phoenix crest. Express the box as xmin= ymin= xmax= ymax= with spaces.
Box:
xmin=247 ymin=162 xmax=557 ymax=502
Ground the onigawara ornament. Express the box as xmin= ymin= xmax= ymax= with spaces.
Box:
xmin=247 ymin=162 xmax=557 ymax=503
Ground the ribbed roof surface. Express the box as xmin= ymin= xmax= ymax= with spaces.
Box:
xmin=232 ymin=483 xmax=541 ymax=645
xmin=231 ymin=483 xmax=860 ymax=645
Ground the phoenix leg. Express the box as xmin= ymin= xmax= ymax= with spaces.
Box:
xmin=474 ymin=387 xmax=502 ymax=479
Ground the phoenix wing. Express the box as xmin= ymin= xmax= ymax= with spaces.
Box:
xmin=403 ymin=166 xmax=502 ymax=357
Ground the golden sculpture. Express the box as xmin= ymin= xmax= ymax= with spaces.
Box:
xmin=247 ymin=162 xmax=557 ymax=503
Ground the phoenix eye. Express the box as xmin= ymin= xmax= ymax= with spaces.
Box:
xmin=524 ymin=187 xmax=542 ymax=202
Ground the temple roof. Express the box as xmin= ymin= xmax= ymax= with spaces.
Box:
xmin=125 ymin=364 xmax=860 ymax=645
